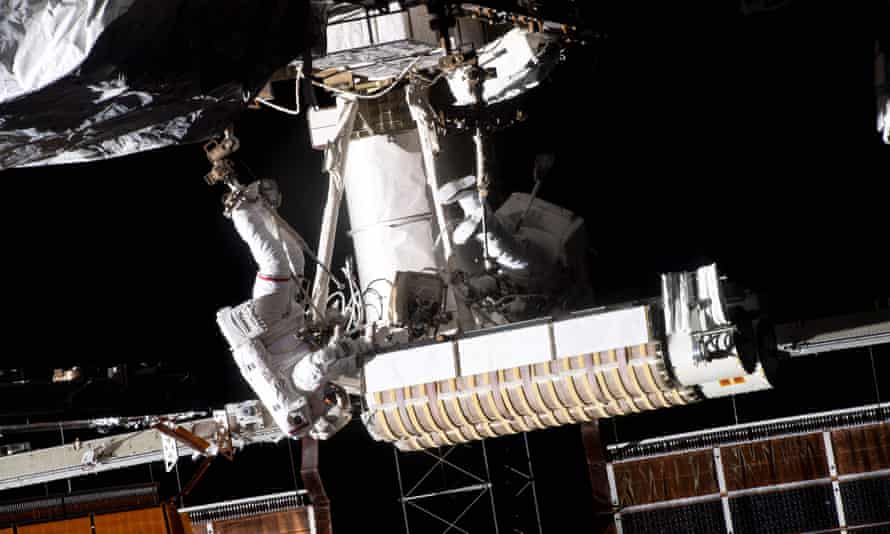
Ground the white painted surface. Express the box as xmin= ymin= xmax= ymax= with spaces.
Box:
xmin=713 ymin=448 xmax=736 ymax=534
xmin=459 ymin=323 xmax=553 ymax=376
xmin=342 ymin=132 xmax=439 ymax=321
xmin=553 ymin=307 xmax=652 ymax=358
xmin=668 ymin=333 xmax=751 ymax=386
xmin=823 ymin=431 xmax=848 ymax=532
xmin=698 ymin=365 xmax=772 ymax=398
xmin=364 ymin=341 xmax=458 ymax=393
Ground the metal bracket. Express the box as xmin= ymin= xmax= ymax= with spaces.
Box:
xmin=203 ymin=127 xmax=241 ymax=187
xmin=161 ymin=433 xmax=179 ymax=473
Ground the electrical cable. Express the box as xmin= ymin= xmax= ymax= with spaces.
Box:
xmin=363 ymin=301 xmax=383 ymax=323
xmin=253 ymin=69 xmax=303 ymax=116
xmin=255 ymin=97 xmax=301 ymax=116
xmin=366 ymin=278 xmax=394 ymax=290
xmin=362 ymin=287 xmax=386 ymax=324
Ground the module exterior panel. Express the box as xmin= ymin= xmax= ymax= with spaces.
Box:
xmin=364 ymin=341 xmax=458 ymax=394
xmin=552 ymin=307 xmax=652 ymax=358
xmin=458 ymin=322 xmax=553 ymax=376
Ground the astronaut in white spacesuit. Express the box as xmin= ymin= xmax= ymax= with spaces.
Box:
xmin=437 ymin=170 xmax=594 ymax=318
xmin=215 ymin=180 xmax=369 ymax=440
xmin=438 ymin=175 xmax=531 ymax=271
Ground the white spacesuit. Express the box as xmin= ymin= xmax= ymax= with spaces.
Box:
xmin=438 ymin=174 xmax=593 ymax=318
xmin=215 ymin=180 xmax=368 ymax=439
xmin=438 ymin=175 xmax=532 ymax=272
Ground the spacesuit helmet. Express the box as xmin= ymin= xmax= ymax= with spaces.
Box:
xmin=257 ymin=178 xmax=282 ymax=209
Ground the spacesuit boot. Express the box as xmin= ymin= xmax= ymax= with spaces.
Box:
xmin=224 ymin=336 xmax=310 ymax=437
xmin=476 ymin=229 xmax=530 ymax=272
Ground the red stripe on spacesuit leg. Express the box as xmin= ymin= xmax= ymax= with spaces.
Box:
xmin=257 ymin=274 xmax=292 ymax=282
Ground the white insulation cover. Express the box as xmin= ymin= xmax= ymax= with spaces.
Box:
xmin=1 ymin=0 xmax=310 ymax=168
xmin=458 ymin=322 xmax=553 ymax=376
xmin=446 ymin=28 xmax=559 ymax=106
xmin=342 ymin=131 xmax=439 ymax=322
xmin=363 ymin=306 xmax=658 ymax=394
xmin=364 ymin=341 xmax=458 ymax=394
xmin=553 ymin=307 xmax=652 ymax=357
xmin=1 ymin=0 xmax=135 ymax=103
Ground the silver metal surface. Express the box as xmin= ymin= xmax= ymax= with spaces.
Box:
xmin=0 ymin=412 xmax=206 ymax=437
xmin=0 ymin=402 xmax=283 ymax=491
xmin=313 ymin=40 xmax=441 ymax=74
xmin=401 ymin=483 xmax=492 ymax=503
xmin=660 ymin=264 xmax=750 ymax=387
xmin=391 ymin=438 xmax=532 ymax=534
xmin=180 ymin=490 xmax=312 ymax=531
xmin=606 ymin=463 xmax=623 ymax=534
xmin=713 ymin=448 xmax=735 ymax=534
xmin=822 ymin=431 xmax=848 ymax=533
xmin=179 ymin=490 xmax=309 ymax=514
xmin=776 ymin=310 xmax=890 ymax=356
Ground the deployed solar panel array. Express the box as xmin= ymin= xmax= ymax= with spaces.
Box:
xmin=606 ymin=403 xmax=890 ymax=534
xmin=179 ymin=490 xmax=314 ymax=534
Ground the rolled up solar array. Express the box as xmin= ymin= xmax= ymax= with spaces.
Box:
xmin=362 ymin=306 xmax=700 ymax=451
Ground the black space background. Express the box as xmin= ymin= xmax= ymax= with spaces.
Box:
xmin=1 ymin=1 xmax=888 ymax=532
